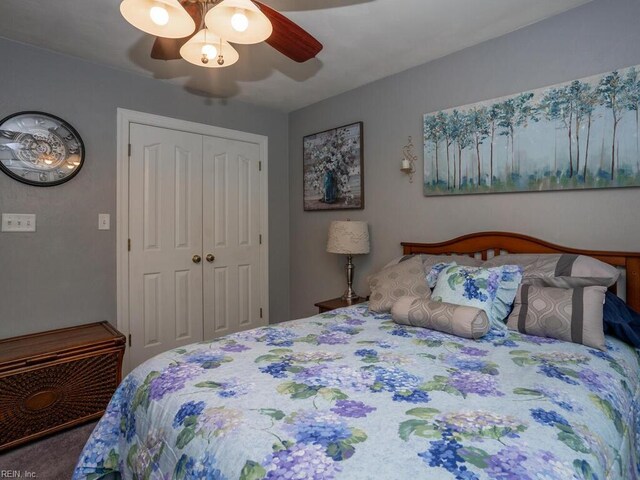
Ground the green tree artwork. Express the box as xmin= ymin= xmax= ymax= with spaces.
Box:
xmin=423 ymin=65 xmax=640 ymax=196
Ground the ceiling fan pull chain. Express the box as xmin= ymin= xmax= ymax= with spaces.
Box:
xmin=217 ymin=36 xmax=225 ymax=65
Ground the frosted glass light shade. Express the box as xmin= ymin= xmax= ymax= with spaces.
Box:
xmin=180 ymin=29 xmax=239 ymax=68
xmin=327 ymin=221 xmax=370 ymax=255
xmin=120 ymin=0 xmax=196 ymax=38
xmin=205 ymin=0 xmax=273 ymax=45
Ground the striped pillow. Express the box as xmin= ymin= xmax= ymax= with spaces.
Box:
xmin=485 ymin=253 xmax=619 ymax=288
xmin=506 ymin=284 xmax=607 ymax=350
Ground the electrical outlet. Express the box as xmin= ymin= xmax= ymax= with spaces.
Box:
xmin=98 ymin=214 xmax=110 ymax=230
xmin=1 ymin=214 xmax=36 ymax=232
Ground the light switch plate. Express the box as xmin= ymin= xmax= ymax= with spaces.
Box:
xmin=98 ymin=213 xmax=110 ymax=230
xmin=2 ymin=213 xmax=36 ymax=232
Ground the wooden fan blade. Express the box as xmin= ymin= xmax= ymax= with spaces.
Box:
xmin=150 ymin=2 xmax=202 ymax=61
xmin=252 ymin=1 xmax=323 ymax=63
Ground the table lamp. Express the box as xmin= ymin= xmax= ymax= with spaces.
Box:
xmin=327 ymin=220 xmax=370 ymax=301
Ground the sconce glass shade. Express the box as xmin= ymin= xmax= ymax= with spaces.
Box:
xmin=204 ymin=0 xmax=273 ymax=45
xmin=327 ymin=221 xmax=370 ymax=255
xmin=120 ymin=0 xmax=196 ymax=38
xmin=180 ymin=28 xmax=239 ymax=68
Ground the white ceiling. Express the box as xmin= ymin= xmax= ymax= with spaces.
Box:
xmin=0 ymin=0 xmax=590 ymax=112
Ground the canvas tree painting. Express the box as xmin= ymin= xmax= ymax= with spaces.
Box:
xmin=303 ymin=122 xmax=364 ymax=210
xmin=423 ymin=65 xmax=640 ymax=196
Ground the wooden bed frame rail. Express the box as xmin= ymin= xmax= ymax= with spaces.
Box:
xmin=402 ymin=232 xmax=640 ymax=312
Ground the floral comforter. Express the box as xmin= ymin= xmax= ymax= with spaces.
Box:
xmin=74 ymin=304 xmax=640 ymax=480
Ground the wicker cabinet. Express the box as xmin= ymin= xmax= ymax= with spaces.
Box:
xmin=0 ymin=322 xmax=125 ymax=451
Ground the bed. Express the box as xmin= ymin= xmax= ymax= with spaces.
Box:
xmin=74 ymin=232 xmax=640 ymax=480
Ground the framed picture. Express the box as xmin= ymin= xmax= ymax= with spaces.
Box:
xmin=303 ymin=122 xmax=364 ymax=211
xmin=423 ymin=64 xmax=640 ymax=196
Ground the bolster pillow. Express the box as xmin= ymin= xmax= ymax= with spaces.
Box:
xmin=391 ymin=296 xmax=490 ymax=339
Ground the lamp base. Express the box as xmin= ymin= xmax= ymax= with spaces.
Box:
xmin=341 ymin=254 xmax=360 ymax=302
xmin=341 ymin=290 xmax=361 ymax=302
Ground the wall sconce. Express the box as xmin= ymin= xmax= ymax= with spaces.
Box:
xmin=401 ymin=136 xmax=417 ymax=182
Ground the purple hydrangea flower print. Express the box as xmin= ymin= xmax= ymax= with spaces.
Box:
xmin=184 ymin=351 xmax=226 ymax=368
xmin=173 ymin=401 xmax=206 ymax=428
xmin=523 ymin=335 xmax=559 ymax=345
xmin=501 ymin=265 xmax=523 ymax=282
xmin=578 ymin=368 xmax=611 ymax=394
xmin=180 ymin=453 xmax=226 ymax=480
xmin=148 ymin=363 xmax=203 ymax=401
xmin=459 ymin=347 xmax=489 ymax=357
xmin=294 ymin=364 xmax=375 ymax=392
xmin=390 ymin=327 xmax=412 ymax=338
xmin=345 ymin=318 xmax=365 ymax=326
xmin=117 ymin=377 xmax=139 ymax=441
xmin=354 ymin=349 xmax=378 ymax=358
xmin=418 ymin=428 xmax=478 ymax=480
xmin=327 ymin=323 xmax=360 ymax=335
xmin=284 ymin=410 xmax=351 ymax=447
xmin=221 ymin=343 xmax=250 ymax=353
xmin=448 ymin=371 xmax=504 ymax=397
xmin=487 ymin=271 xmax=501 ymax=300
xmin=262 ymin=443 xmax=341 ymax=480
xmin=485 ymin=445 xmax=531 ymax=480
xmin=370 ymin=366 xmax=421 ymax=392
xmin=330 ymin=400 xmax=376 ymax=418
xmin=317 ymin=332 xmax=351 ymax=345
xmin=260 ymin=361 xmax=292 ymax=378
xmin=262 ymin=328 xmax=297 ymax=347
xmin=537 ymin=364 xmax=579 ymax=385
xmin=530 ymin=408 xmax=569 ymax=427
xmin=443 ymin=354 xmax=490 ymax=373
xmin=393 ymin=390 xmax=431 ymax=403
xmin=462 ymin=273 xmax=488 ymax=302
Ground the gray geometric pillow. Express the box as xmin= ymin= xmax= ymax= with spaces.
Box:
xmin=506 ymin=284 xmax=607 ymax=350
xmin=485 ymin=253 xmax=619 ymax=288
xmin=384 ymin=254 xmax=483 ymax=272
xmin=391 ymin=296 xmax=490 ymax=339
xmin=369 ymin=255 xmax=430 ymax=313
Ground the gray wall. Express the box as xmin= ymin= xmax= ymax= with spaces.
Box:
xmin=0 ymin=38 xmax=289 ymax=338
xmin=289 ymin=0 xmax=640 ymax=319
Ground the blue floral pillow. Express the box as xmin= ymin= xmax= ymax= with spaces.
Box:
xmin=426 ymin=261 xmax=456 ymax=288
xmin=431 ymin=264 xmax=523 ymax=331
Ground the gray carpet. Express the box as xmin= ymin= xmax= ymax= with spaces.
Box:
xmin=0 ymin=421 xmax=97 ymax=480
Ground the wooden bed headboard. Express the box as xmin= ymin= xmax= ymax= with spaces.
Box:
xmin=402 ymin=231 xmax=640 ymax=312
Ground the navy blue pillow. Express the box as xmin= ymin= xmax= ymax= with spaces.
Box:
xmin=603 ymin=291 xmax=640 ymax=348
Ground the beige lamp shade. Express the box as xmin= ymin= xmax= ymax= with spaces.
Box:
xmin=180 ymin=29 xmax=239 ymax=68
xmin=327 ymin=221 xmax=370 ymax=255
xmin=120 ymin=0 xmax=196 ymax=38
xmin=205 ymin=0 xmax=273 ymax=45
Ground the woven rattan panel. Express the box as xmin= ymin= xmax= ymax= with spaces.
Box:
xmin=0 ymin=352 xmax=119 ymax=447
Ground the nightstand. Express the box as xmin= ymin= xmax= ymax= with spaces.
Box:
xmin=314 ymin=297 xmax=367 ymax=314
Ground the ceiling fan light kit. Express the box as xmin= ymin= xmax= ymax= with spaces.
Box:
xmin=120 ymin=0 xmax=322 ymax=67
xmin=179 ymin=28 xmax=239 ymax=67
xmin=120 ymin=0 xmax=196 ymax=38
xmin=204 ymin=0 xmax=272 ymax=45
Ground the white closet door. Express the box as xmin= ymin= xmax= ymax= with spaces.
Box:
xmin=203 ymin=136 xmax=263 ymax=338
xmin=129 ymin=123 xmax=204 ymax=367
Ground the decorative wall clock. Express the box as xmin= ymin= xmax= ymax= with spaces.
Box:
xmin=0 ymin=111 xmax=85 ymax=186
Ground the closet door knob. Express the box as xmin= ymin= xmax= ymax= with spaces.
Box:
xmin=206 ymin=254 xmax=215 ymax=263
xmin=192 ymin=255 xmax=202 ymax=264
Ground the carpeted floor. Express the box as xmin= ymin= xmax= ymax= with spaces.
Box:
xmin=0 ymin=421 xmax=97 ymax=480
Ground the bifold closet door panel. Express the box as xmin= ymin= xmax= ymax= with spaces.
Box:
xmin=203 ymin=136 xmax=262 ymax=339
xmin=129 ymin=123 xmax=204 ymax=367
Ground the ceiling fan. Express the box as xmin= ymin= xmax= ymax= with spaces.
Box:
xmin=120 ymin=0 xmax=323 ymax=68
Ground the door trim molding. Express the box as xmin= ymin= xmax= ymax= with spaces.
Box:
xmin=116 ymin=108 xmax=269 ymax=373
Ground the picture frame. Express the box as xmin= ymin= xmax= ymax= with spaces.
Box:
xmin=422 ymin=65 xmax=640 ymax=196
xmin=303 ymin=121 xmax=364 ymax=211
